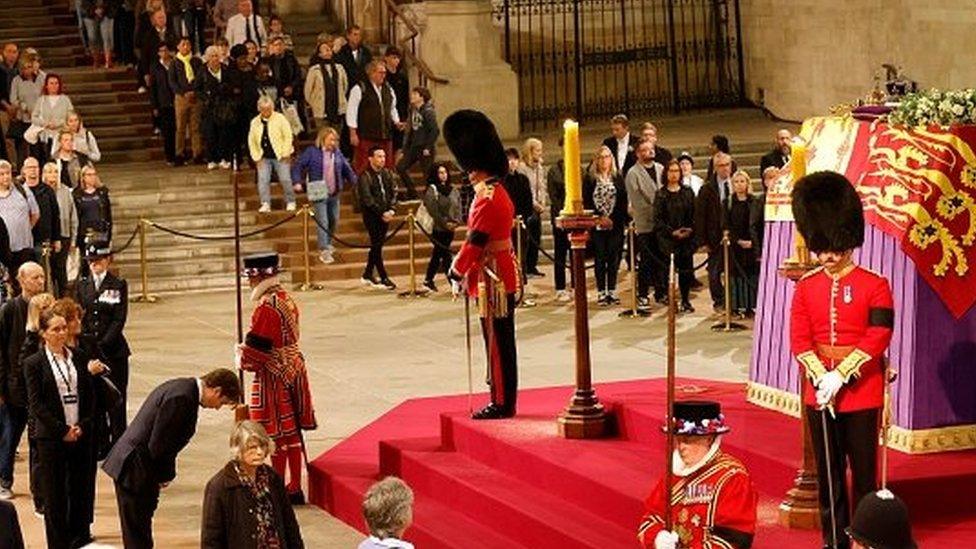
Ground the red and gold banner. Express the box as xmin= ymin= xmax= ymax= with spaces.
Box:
xmin=770 ymin=116 xmax=976 ymax=318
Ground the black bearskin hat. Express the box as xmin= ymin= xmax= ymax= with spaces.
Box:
xmin=443 ymin=110 xmax=508 ymax=179
xmin=791 ymin=171 xmax=864 ymax=253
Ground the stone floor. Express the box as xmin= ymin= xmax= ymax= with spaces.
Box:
xmin=7 ymin=263 xmax=756 ymax=547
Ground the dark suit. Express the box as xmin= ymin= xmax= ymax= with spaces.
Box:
xmin=0 ymin=500 xmax=24 ymax=549
xmin=335 ymin=44 xmax=372 ymax=88
xmin=602 ymin=134 xmax=637 ymax=176
xmin=0 ymin=295 xmax=29 ymax=490
xmin=76 ymin=272 xmax=130 ymax=449
xmin=103 ymin=378 xmax=201 ymax=549
xmin=760 ymin=148 xmax=789 ymax=175
xmin=694 ymin=176 xmax=730 ymax=307
xmin=23 ymin=347 xmax=95 ymax=549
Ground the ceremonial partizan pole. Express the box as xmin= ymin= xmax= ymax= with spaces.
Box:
xmin=664 ymin=254 xmax=677 ymax=530
xmin=233 ymin=162 xmax=247 ymax=421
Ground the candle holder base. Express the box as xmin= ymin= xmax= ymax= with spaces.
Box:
xmin=778 ymin=469 xmax=821 ymax=530
xmin=558 ymin=394 xmax=607 ymax=440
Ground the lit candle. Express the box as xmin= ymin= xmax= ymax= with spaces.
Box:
xmin=562 ymin=119 xmax=582 ymax=215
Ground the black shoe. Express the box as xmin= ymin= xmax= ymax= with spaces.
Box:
xmin=173 ymin=156 xmax=186 ymax=167
xmin=654 ymin=295 xmax=669 ymax=305
xmin=423 ymin=279 xmax=437 ymax=292
xmin=471 ymin=404 xmax=514 ymax=420
xmin=70 ymin=531 xmax=94 ymax=548
xmin=288 ymin=489 xmax=306 ymax=505
xmin=636 ymin=296 xmax=651 ymax=310
xmin=380 ymin=278 xmax=397 ymax=290
xmin=527 ymin=270 xmax=546 ymax=278
xmin=192 ymin=155 xmax=206 ymax=165
xmin=680 ymin=301 xmax=695 ymax=313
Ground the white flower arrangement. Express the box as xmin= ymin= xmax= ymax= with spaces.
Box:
xmin=888 ymin=88 xmax=976 ymax=127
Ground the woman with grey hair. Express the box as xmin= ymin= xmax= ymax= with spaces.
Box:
xmin=201 ymin=420 xmax=304 ymax=549
xmin=358 ymin=476 xmax=415 ymax=549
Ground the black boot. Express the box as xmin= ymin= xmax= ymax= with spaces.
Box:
xmin=472 ymin=404 xmax=514 ymax=420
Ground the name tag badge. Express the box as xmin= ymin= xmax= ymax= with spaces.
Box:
xmin=62 ymin=393 xmax=78 ymax=405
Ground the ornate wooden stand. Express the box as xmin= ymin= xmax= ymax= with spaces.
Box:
xmin=777 ymin=259 xmax=820 ymax=529
xmin=555 ymin=213 xmax=607 ymax=439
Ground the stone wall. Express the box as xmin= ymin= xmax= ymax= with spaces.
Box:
xmin=740 ymin=0 xmax=976 ymax=121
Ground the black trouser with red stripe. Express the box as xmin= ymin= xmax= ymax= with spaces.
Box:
xmin=480 ymin=294 xmax=518 ymax=413
xmin=807 ymin=406 xmax=879 ymax=549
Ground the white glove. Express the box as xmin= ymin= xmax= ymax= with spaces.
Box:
xmin=816 ymin=370 xmax=844 ymax=407
xmin=451 ymin=279 xmax=463 ymax=298
xmin=234 ymin=343 xmax=244 ymax=369
xmin=654 ymin=530 xmax=679 ymax=549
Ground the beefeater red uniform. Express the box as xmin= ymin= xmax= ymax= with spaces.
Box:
xmin=452 ymin=178 xmax=521 ymax=418
xmin=241 ymin=283 xmax=317 ymax=494
xmin=637 ymin=450 xmax=758 ymax=549
xmin=791 ymin=264 xmax=894 ymax=412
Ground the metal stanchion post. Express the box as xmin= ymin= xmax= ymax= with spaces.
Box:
xmin=131 ymin=219 xmax=158 ymax=303
xmin=711 ymin=230 xmax=745 ymax=332
xmin=620 ymin=223 xmax=649 ymax=318
xmin=399 ymin=209 xmax=428 ymax=298
xmin=297 ymin=204 xmax=323 ymax=291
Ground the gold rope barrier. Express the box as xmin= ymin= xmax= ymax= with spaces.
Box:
xmin=619 ymin=222 xmax=649 ymax=318
xmin=399 ymin=209 xmax=428 ymax=298
xmin=297 ymin=204 xmax=323 ymax=292
xmin=711 ymin=229 xmax=745 ymax=332
xmin=131 ymin=219 xmax=158 ymax=303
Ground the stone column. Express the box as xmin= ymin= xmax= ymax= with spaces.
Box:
xmin=419 ymin=0 xmax=519 ymax=139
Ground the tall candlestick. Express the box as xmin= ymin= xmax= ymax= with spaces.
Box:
xmin=562 ymin=119 xmax=582 ymax=215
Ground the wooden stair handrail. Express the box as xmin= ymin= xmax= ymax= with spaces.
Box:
xmin=381 ymin=0 xmax=449 ymax=85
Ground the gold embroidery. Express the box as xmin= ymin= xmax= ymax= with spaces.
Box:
xmin=836 ymin=348 xmax=872 ymax=382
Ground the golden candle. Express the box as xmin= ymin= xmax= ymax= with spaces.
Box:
xmin=562 ymin=119 xmax=582 ymax=215
xmin=790 ymin=141 xmax=807 ymax=183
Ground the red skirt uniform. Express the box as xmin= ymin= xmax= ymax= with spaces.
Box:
xmin=637 ymin=450 xmax=758 ymax=549
xmin=241 ymin=286 xmax=317 ymax=444
xmin=790 ymin=265 xmax=894 ymax=412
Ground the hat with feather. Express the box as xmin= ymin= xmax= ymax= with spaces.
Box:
xmin=791 ymin=171 xmax=864 ymax=253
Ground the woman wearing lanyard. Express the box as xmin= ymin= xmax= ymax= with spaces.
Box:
xmin=23 ymin=308 xmax=96 ymax=549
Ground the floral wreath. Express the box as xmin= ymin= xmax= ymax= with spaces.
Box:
xmin=662 ymin=414 xmax=730 ymax=436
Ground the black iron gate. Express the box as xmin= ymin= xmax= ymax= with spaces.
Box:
xmin=492 ymin=0 xmax=745 ymax=130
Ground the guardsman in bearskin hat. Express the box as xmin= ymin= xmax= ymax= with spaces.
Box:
xmin=444 ymin=110 xmax=521 ymax=420
xmin=847 ymin=489 xmax=916 ymax=549
xmin=237 ymin=252 xmax=317 ymax=503
xmin=637 ymin=401 xmax=758 ymax=549
xmin=76 ymin=233 xmax=131 ymax=450
xmin=790 ymin=172 xmax=895 ymax=549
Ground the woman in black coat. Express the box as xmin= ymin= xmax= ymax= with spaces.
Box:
xmin=583 ymin=146 xmax=629 ymax=306
xmin=727 ymin=170 xmax=759 ymax=317
xmin=23 ymin=307 xmax=96 ymax=549
xmin=654 ymin=159 xmax=697 ymax=312
xmin=202 ymin=420 xmax=304 ymax=549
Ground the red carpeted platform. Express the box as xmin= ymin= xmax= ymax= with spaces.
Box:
xmin=309 ymin=379 xmax=976 ymax=548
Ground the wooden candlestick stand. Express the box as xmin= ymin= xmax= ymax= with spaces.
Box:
xmin=555 ymin=212 xmax=607 ymax=439
xmin=776 ymin=257 xmax=820 ymax=530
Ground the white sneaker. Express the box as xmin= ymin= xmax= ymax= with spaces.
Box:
xmin=219 ymin=161 xmax=231 ymax=170
xmin=258 ymin=203 xmax=271 ymax=213
xmin=360 ymin=277 xmax=375 ymax=286
xmin=206 ymin=162 xmax=217 ymax=170
xmin=137 ymin=86 xmax=147 ymax=94
xmin=318 ymin=250 xmax=334 ymax=264
xmin=555 ymin=289 xmax=572 ymax=303
xmin=286 ymin=202 xmax=297 ymax=212
xmin=0 ymin=486 xmax=12 ymax=500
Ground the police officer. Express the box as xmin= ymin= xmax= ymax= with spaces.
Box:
xmin=75 ymin=234 xmax=131 ymax=452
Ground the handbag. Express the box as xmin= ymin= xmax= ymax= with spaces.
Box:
xmin=306 ymin=179 xmax=329 ymax=202
xmin=415 ymin=202 xmax=435 ymax=234
xmin=279 ymin=98 xmax=304 ymax=135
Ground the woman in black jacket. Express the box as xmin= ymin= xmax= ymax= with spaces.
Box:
xmin=654 ymin=159 xmax=696 ymax=312
xmin=422 ymin=162 xmax=461 ymax=292
xmin=23 ymin=307 xmax=96 ymax=549
xmin=202 ymin=420 xmax=304 ymax=549
xmin=583 ymin=146 xmax=629 ymax=306
xmin=72 ymin=165 xmax=112 ymax=248
xmin=727 ymin=170 xmax=759 ymax=317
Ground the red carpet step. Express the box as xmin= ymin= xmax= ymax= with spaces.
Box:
xmin=309 ymin=379 xmax=976 ymax=548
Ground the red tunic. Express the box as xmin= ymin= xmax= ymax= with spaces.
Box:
xmin=452 ymin=181 xmax=520 ymax=297
xmin=637 ymin=450 xmax=758 ymax=549
xmin=790 ymin=265 xmax=894 ymax=412
xmin=241 ymin=286 xmax=317 ymax=443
